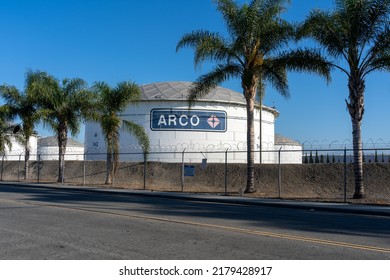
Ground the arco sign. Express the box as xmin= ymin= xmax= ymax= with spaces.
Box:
xmin=150 ymin=109 xmax=227 ymax=132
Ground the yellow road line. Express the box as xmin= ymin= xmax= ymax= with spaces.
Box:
xmin=2 ymin=197 xmax=390 ymax=254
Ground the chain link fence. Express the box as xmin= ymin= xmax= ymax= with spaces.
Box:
xmin=0 ymin=148 xmax=389 ymax=205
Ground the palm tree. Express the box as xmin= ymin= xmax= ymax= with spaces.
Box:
xmin=177 ymin=0 xmax=330 ymax=193
xmin=92 ymin=81 xmax=150 ymax=185
xmin=299 ymin=0 xmax=389 ymax=198
xmin=0 ymin=71 xmax=43 ymax=179
xmin=28 ymin=71 xmax=94 ymax=183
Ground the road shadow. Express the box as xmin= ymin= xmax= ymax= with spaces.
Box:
xmin=1 ymin=182 xmax=389 ymax=242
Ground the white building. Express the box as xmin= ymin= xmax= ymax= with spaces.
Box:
xmin=38 ymin=136 xmax=84 ymax=161
xmin=85 ymin=81 xmax=300 ymax=163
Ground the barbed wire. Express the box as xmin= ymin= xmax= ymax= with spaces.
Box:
xmin=5 ymin=138 xmax=390 ymax=158
xmin=297 ymin=138 xmax=390 ymax=149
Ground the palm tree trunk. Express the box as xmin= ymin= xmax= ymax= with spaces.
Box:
xmin=347 ymin=74 xmax=365 ymax=199
xmin=24 ymin=138 xmax=30 ymax=180
xmin=245 ymin=94 xmax=256 ymax=193
xmin=352 ymin=120 xmax=364 ymax=198
xmin=105 ymin=151 xmax=113 ymax=185
xmin=57 ymin=128 xmax=67 ymax=183
xmin=58 ymin=146 xmax=65 ymax=183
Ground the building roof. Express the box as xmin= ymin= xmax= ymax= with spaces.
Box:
xmin=38 ymin=136 xmax=84 ymax=147
xmin=140 ymin=81 xmax=245 ymax=103
xmin=275 ymin=134 xmax=301 ymax=146
xmin=139 ymin=81 xmax=278 ymax=116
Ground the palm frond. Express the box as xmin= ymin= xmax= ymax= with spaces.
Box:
xmin=122 ymin=120 xmax=150 ymax=155
xmin=0 ymin=85 xmax=22 ymax=107
xmin=67 ymin=114 xmax=81 ymax=137
xmin=0 ymin=120 xmax=17 ymax=154
xmin=100 ymin=115 xmax=121 ymax=147
xmin=94 ymin=81 xmax=141 ymax=115
xmin=261 ymin=61 xmax=289 ymax=98
xmin=176 ymin=30 xmax=231 ymax=67
xmin=0 ymin=106 xmax=12 ymax=122
xmin=273 ymin=48 xmax=332 ymax=83
xmin=215 ymin=0 xmax=240 ymax=38
xmin=361 ymin=25 xmax=390 ymax=75
xmin=299 ymin=9 xmax=346 ymax=59
xmin=62 ymin=78 xmax=87 ymax=99
xmin=258 ymin=19 xmax=295 ymax=55
xmin=26 ymin=70 xmax=61 ymax=106
xmin=115 ymin=81 xmax=141 ymax=106
xmin=93 ymin=81 xmax=111 ymax=97
xmin=364 ymin=51 xmax=390 ymax=76
xmin=357 ymin=0 xmax=389 ymax=49
xmin=188 ymin=63 xmax=242 ymax=106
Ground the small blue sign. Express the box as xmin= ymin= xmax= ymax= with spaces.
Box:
xmin=184 ymin=165 xmax=195 ymax=177
xmin=150 ymin=109 xmax=227 ymax=132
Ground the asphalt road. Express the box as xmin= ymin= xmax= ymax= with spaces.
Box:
xmin=0 ymin=183 xmax=389 ymax=259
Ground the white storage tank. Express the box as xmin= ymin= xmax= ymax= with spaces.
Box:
xmin=4 ymin=134 xmax=38 ymax=161
xmin=38 ymin=136 xmax=84 ymax=161
xmin=85 ymin=81 xmax=278 ymax=163
xmin=274 ymin=134 xmax=303 ymax=164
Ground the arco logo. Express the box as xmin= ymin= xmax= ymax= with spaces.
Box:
xmin=150 ymin=109 xmax=227 ymax=132
xmin=207 ymin=115 xmax=220 ymax=128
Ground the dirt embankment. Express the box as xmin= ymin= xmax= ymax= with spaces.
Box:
xmin=1 ymin=161 xmax=389 ymax=204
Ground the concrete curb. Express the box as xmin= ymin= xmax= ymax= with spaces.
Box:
xmin=1 ymin=181 xmax=389 ymax=217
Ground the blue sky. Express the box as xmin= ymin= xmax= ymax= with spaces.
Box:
xmin=0 ymin=0 xmax=389 ymax=148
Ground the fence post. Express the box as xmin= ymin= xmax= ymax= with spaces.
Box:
xmin=112 ymin=165 xmax=115 ymax=187
xmin=62 ymin=155 xmax=65 ymax=184
xmin=278 ymin=147 xmax=282 ymax=199
xmin=181 ymin=148 xmax=186 ymax=192
xmin=18 ymin=153 xmax=22 ymax=182
xmin=1 ymin=154 xmax=4 ymax=181
xmin=83 ymin=151 xmax=87 ymax=186
xmin=224 ymin=148 xmax=229 ymax=195
xmin=143 ymin=153 xmax=147 ymax=190
xmin=37 ymin=154 xmax=41 ymax=183
xmin=344 ymin=147 xmax=347 ymax=203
